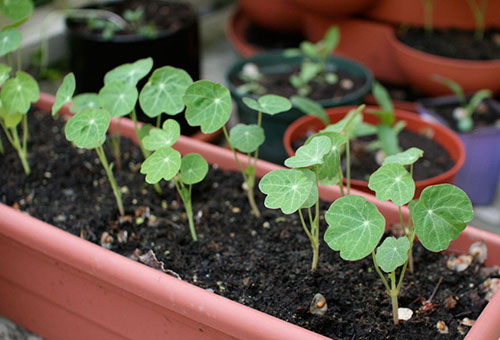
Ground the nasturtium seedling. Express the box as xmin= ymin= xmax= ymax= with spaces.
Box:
xmin=242 ymin=94 xmax=292 ymax=115
xmin=1 ymin=71 xmax=39 ymax=114
xmin=368 ymin=163 xmax=415 ymax=206
xmin=285 ymin=135 xmax=331 ymax=168
xmin=375 ymin=237 xmax=410 ymax=273
xmin=383 ymin=147 xmax=423 ymax=166
xmin=98 ymin=81 xmax=138 ymax=117
xmin=184 ymin=80 xmax=231 ymax=133
xmin=0 ymin=28 xmax=22 ymax=57
xmin=104 ymin=57 xmax=153 ymax=86
xmin=71 ymin=93 xmax=101 ymax=114
xmin=143 ymin=119 xmax=180 ymax=151
xmin=413 ymin=184 xmax=473 ymax=252
xmin=52 ymin=72 xmax=75 ymax=116
xmin=0 ymin=0 xmax=34 ymax=21
xmin=180 ymin=153 xmax=208 ymax=185
xmin=140 ymin=66 xmax=193 ymax=118
xmin=298 ymin=168 xmax=319 ymax=209
xmin=141 ymin=146 xmax=181 ymax=184
xmin=0 ymin=109 xmax=21 ymax=128
xmin=229 ymin=124 xmax=264 ymax=153
xmin=291 ymin=95 xmax=329 ymax=125
xmin=324 ymin=195 xmax=385 ymax=261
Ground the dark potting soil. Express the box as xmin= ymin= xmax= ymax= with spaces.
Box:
xmin=71 ymin=0 xmax=195 ymax=37
xmin=230 ymin=67 xmax=366 ymax=102
xmin=424 ymin=100 xmax=500 ymax=133
xmin=397 ymin=27 xmax=500 ymax=61
xmin=1 ymin=111 xmax=495 ymax=340
xmin=245 ymin=22 xmax=305 ymax=50
xmin=292 ymin=129 xmax=454 ymax=182
xmin=378 ymin=82 xmax=423 ymax=103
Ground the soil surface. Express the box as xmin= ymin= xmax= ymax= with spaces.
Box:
xmin=245 ymin=23 xmax=305 ymax=50
xmin=423 ymin=100 xmax=500 ymax=133
xmin=397 ymin=27 xmax=500 ymax=60
xmin=1 ymin=111 xmax=496 ymax=340
xmin=292 ymin=129 xmax=454 ymax=182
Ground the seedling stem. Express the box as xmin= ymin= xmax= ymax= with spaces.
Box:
xmin=95 ymin=145 xmax=124 ymax=216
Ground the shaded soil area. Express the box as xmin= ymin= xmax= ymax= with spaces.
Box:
xmin=397 ymin=27 xmax=500 ymax=60
xmin=1 ymin=111 xmax=495 ymax=340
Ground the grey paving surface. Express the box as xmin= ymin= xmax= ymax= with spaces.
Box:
xmin=0 ymin=317 xmax=42 ymax=340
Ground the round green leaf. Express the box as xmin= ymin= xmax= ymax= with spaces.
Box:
xmin=299 ymin=168 xmax=318 ymax=209
xmin=143 ymin=119 xmax=180 ymax=151
xmin=139 ymin=66 xmax=193 ymax=118
xmin=324 ymin=195 xmax=385 ymax=261
xmin=258 ymin=94 xmax=292 ymax=115
xmin=285 ymin=135 xmax=331 ymax=168
xmin=0 ymin=28 xmax=22 ymax=57
xmin=52 ymin=73 xmax=75 ymax=116
xmin=0 ymin=64 xmax=12 ymax=86
xmin=229 ymin=124 xmax=265 ymax=153
xmin=65 ymin=109 xmax=110 ymax=149
xmin=71 ymin=93 xmax=101 ymax=114
xmin=368 ymin=164 xmax=415 ymax=206
xmin=104 ymin=57 xmax=153 ymax=86
xmin=413 ymin=184 xmax=473 ymax=252
xmin=383 ymin=147 xmax=424 ymax=166
xmin=180 ymin=153 xmax=208 ymax=185
xmin=375 ymin=237 xmax=410 ymax=273
xmin=184 ymin=80 xmax=231 ymax=133
xmin=306 ymin=132 xmax=346 ymax=185
xmin=1 ymin=71 xmax=39 ymax=114
xmin=291 ymin=96 xmax=329 ymax=125
xmin=0 ymin=0 xmax=34 ymax=21
xmin=0 ymin=111 xmax=21 ymax=128
xmin=258 ymin=169 xmax=313 ymax=214
xmin=98 ymin=81 xmax=138 ymax=117
xmin=140 ymin=147 xmax=181 ymax=184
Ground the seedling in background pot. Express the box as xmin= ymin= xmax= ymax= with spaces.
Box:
xmin=466 ymin=0 xmax=488 ymax=40
xmin=421 ymin=0 xmax=435 ymax=33
xmin=324 ymin=150 xmax=473 ymax=324
xmin=433 ymin=75 xmax=492 ymax=132
xmin=140 ymin=119 xmax=208 ymax=241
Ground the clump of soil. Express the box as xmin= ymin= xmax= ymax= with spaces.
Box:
xmin=1 ymin=111 xmax=496 ymax=339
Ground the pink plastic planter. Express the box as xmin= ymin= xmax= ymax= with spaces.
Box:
xmin=1 ymin=94 xmax=499 ymax=340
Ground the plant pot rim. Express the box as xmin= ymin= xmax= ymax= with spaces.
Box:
xmin=225 ymin=50 xmax=374 ymax=108
xmin=1 ymin=93 xmax=498 ymax=340
xmin=283 ymin=105 xmax=466 ymax=190
xmin=65 ymin=0 xmax=198 ymax=44
xmin=387 ymin=28 xmax=500 ymax=69
xmin=225 ymin=8 xmax=260 ymax=57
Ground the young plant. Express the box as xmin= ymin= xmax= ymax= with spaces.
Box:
xmin=433 ymin=75 xmax=492 ymax=132
xmin=324 ymin=152 xmax=474 ymax=324
xmin=421 ymin=0 xmax=435 ymax=33
xmin=284 ymin=26 xmax=340 ymax=96
xmin=236 ymin=63 xmax=266 ymax=96
xmin=466 ymin=0 xmax=488 ymax=40
xmin=64 ymin=108 xmax=125 ymax=216
xmin=140 ymin=119 xmax=208 ymax=241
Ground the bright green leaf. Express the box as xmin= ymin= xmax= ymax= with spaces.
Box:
xmin=71 ymin=93 xmax=101 ymax=114
xmin=1 ymin=111 xmax=21 ymax=128
xmin=433 ymin=75 xmax=466 ymax=107
xmin=368 ymin=164 xmax=415 ymax=206
xmin=375 ymin=237 xmax=410 ymax=273
xmin=180 ymin=153 xmax=208 ymax=185
xmin=0 ymin=64 xmax=11 ymax=86
xmin=52 ymin=73 xmax=75 ymax=116
xmin=65 ymin=109 xmax=110 ymax=149
xmin=0 ymin=28 xmax=22 ymax=57
xmin=259 ymin=169 xmax=313 ymax=214
xmin=291 ymin=95 xmax=329 ymax=125
xmin=0 ymin=0 xmax=34 ymax=21
xmin=184 ymin=80 xmax=231 ymax=133
xmin=309 ymin=132 xmax=346 ymax=185
xmin=98 ymin=81 xmax=138 ymax=117
xmin=229 ymin=123 xmax=265 ymax=153
xmin=139 ymin=66 xmax=193 ymax=118
xmin=143 ymin=119 xmax=180 ymax=151
xmin=242 ymin=94 xmax=291 ymax=115
xmin=137 ymin=123 xmax=152 ymax=143
xmin=414 ymin=184 xmax=473 ymax=252
xmin=104 ymin=57 xmax=153 ymax=86
xmin=299 ymin=168 xmax=318 ymax=209
xmin=383 ymin=147 xmax=424 ymax=166
xmin=324 ymin=195 xmax=385 ymax=261
xmin=285 ymin=135 xmax=331 ymax=168
xmin=372 ymin=82 xmax=394 ymax=115
xmin=1 ymin=71 xmax=39 ymax=114
xmin=377 ymin=123 xmax=401 ymax=156
xmin=140 ymin=146 xmax=181 ymax=184
xmin=322 ymin=26 xmax=340 ymax=55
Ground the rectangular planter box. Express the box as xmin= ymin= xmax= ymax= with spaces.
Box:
xmin=1 ymin=95 xmax=500 ymax=340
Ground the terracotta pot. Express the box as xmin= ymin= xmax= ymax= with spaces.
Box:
xmin=238 ymin=0 xmax=301 ymax=32
xmin=1 ymin=94 xmax=498 ymax=340
xmin=283 ymin=106 xmax=465 ymax=197
xmin=387 ymin=29 xmax=500 ymax=96
xmin=293 ymin=0 xmax=376 ymax=18
xmin=366 ymin=0 xmax=500 ymax=30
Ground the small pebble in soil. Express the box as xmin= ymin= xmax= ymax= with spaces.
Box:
xmin=340 ymin=78 xmax=354 ymax=90
xmin=398 ymin=307 xmax=413 ymax=321
xmin=309 ymin=293 xmax=327 ymax=316
xmin=436 ymin=320 xmax=449 ymax=334
xmin=446 ymin=254 xmax=473 ymax=272
xmin=469 ymin=241 xmax=488 ymax=263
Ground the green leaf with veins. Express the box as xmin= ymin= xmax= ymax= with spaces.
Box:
xmin=52 ymin=73 xmax=75 ymax=116
xmin=0 ymin=64 xmax=11 ymax=86
xmin=322 ymin=26 xmax=340 ymax=55
xmin=143 ymin=119 xmax=180 ymax=151
xmin=375 ymin=237 xmax=410 ymax=273
xmin=377 ymin=123 xmax=401 ymax=156
xmin=383 ymin=147 xmax=423 ymax=166
xmin=413 ymin=184 xmax=473 ymax=252
xmin=104 ymin=57 xmax=153 ymax=86
xmin=0 ymin=110 xmax=21 ymax=128
xmin=324 ymin=195 xmax=385 ymax=261
xmin=242 ymin=94 xmax=291 ymax=115
xmin=137 ymin=123 xmax=153 ymax=143
xmin=291 ymin=95 xmax=329 ymax=125
xmin=98 ymin=81 xmax=138 ymax=117
xmin=229 ymin=123 xmax=265 ymax=153
xmin=1 ymin=71 xmax=39 ymax=114
xmin=0 ymin=29 xmax=22 ymax=57
xmin=65 ymin=109 xmax=110 ymax=149
xmin=183 ymin=80 xmax=231 ymax=133
xmin=372 ymin=82 xmax=394 ymax=115
xmin=140 ymin=146 xmax=181 ymax=184
xmin=259 ymin=169 xmax=313 ymax=214
xmin=408 ymin=199 xmax=418 ymax=216
xmin=285 ymin=135 xmax=331 ymax=168
xmin=307 ymin=132 xmax=346 ymax=185
xmin=139 ymin=66 xmax=193 ymax=117
xmin=321 ymin=105 xmax=364 ymax=137
xmin=299 ymin=168 xmax=318 ymax=209
xmin=0 ymin=0 xmax=33 ymax=21
xmin=71 ymin=93 xmax=101 ymax=114
xmin=368 ymin=164 xmax=415 ymax=206
xmin=180 ymin=153 xmax=208 ymax=185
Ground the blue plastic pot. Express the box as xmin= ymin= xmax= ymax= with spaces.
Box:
xmin=418 ymin=96 xmax=500 ymax=205
xmin=226 ymin=51 xmax=373 ymax=164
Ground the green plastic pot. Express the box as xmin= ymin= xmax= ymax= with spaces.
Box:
xmin=226 ymin=51 xmax=373 ymax=163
